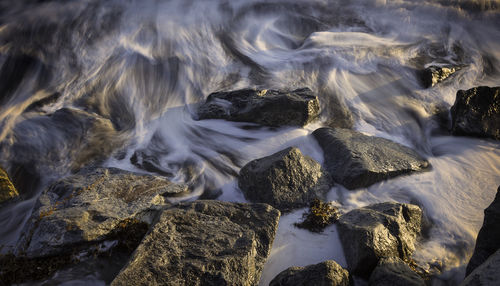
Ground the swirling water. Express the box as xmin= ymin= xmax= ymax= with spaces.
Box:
xmin=0 ymin=0 xmax=499 ymax=284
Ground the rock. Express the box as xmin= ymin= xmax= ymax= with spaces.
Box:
xmin=17 ymin=167 xmax=187 ymax=258
xmin=418 ymin=66 xmax=458 ymax=88
xmin=369 ymin=257 xmax=425 ymax=286
xmin=197 ymin=87 xmax=320 ymax=127
xmin=269 ymin=260 xmax=350 ymax=286
xmin=461 ymin=249 xmax=500 ymax=286
xmin=238 ymin=147 xmax=332 ymax=212
xmin=337 ymin=202 xmax=422 ymax=278
xmin=450 ymin=86 xmax=500 ymax=140
xmin=313 ymin=127 xmax=430 ymax=190
xmin=466 ymin=185 xmax=500 ymax=275
xmin=0 ymin=167 xmax=19 ymax=203
xmin=294 ymin=199 xmax=340 ymax=233
xmin=111 ymin=200 xmax=280 ymax=286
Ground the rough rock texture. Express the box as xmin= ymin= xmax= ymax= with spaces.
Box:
xmin=369 ymin=257 xmax=425 ymax=286
xmin=269 ymin=260 xmax=349 ymax=286
xmin=466 ymin=185 xmax=500 ymax=275
xmin=111 ymin=200 xmax=280 ymax=286
xmin=295 ymin=199 xmax=340 ymax=233
xmin=17 ymin=167 xmax=187 ymax=257
xmin=418 ymin=66 xmax=458 ymax=88
xmin=313 ymin=127 xmax=429 ymax=190
xmin=461 ymin=249 xmax=500 ymax=286
xmin=451 ymin=86 xmax=500 ymax=140
xmin=0 ymin=167 xmax=19 ymax=203
xmin=337 ymin=202 xmax=422 ymax=278
xmin=197 ymin=87 xmax=320 ymax=127
xmin=238 ymin=147 xmax=332 ymax=212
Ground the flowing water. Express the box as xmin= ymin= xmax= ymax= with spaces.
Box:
xmin=0 ymin=0 xmax=499 ymax=285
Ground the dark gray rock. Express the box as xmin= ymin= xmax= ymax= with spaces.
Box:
xmin=197 ymin=87 xmax=320 ymax=127
xmin=238 ymin=147 xmax=332 ymax=212
xmin=111 ymin=200 xmax=281 ymax=286
xmin=461 ymin=249 xmax=500 ymax=286
xmin=418 ymin=66 xmax=458 ymax=88
xmin=17 ymin=168 xmax=187 ymax=258
xmin=313 ymin=128 xmax=430 ymax=190
xmin=466 ymin=185 xmax=500 ymax=275
xmin=270 ymin=260 xmax=350 ymax=286
xmin=0 ymin=167 xmax=18 ymax=204
xmin=369 ymin=257 xmax=425 ymax=286
xmin=451 ymin=86 xmax=500 ymax=140
xmin=337 ymin=202 xmax=422 ymax=278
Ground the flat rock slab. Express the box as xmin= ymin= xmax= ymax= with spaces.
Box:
xmin=337 ymin=202 xmax=422 ymax=278
xmin=461 ymin=249 xmax=500 ymax=286
xmin=369 ymin=257 xmax=425 ymax=286
xmin=466 ymin=185 xmax=500 ymax=275
xmin=313 ymin=127 xmax=429 ymax=190
xmin=270 ymin=260 xmax=350 ymax=286
xmin=238 ymin=147 xmax=332 ymax=212
xmin=0 ymin=167 xmax=18 ymax=204
xmin=197 ymin=87 xmax=320 ymax=127
xmin=111 ymin=200 xmax=280 ymax=286
xmin=17 ymin=168 xmax=187 ymax=257
xmin=451 ymin=86 xmax=500 ymax=140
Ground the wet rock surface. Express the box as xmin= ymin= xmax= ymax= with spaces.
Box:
xmin=111 ymin=200 xmax=280 ymax=286
xmin=294 ymin=199 xmax=339 ymax=233
xmin=269 ymin=260 xmax=350 ymax=286
xmin=17 ymin=167 xmax=187 ymax=258
xmin=0 ymin=167 xmax=19 ymax=204
xmin=238 ymin=147 xmax=332 ymax=212
xmin=337 ymin=202 xmax=422 ymax=278
xmin=466 ymin=185 xmax=500 ymax=275
xmin=197 ymin=87 xmax=320 ymax=127
xmin=313 ymin=127 xmax=430 ymax=190
xmin=451 ymin=86 xmax=500 ymax=140
xmin=418 ymin=66 xmax=458 ymax=88
xmin=461 ymin=249 xmax=500 ymax=286
xmin=369 ymin=257 xmax=425 ymax=286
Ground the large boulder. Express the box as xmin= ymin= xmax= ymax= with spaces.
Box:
xmin=466 ymin=185 xmax=500 ymax=275
xmin=0 ymin=167 xmax=19 ymax=203
xmin=111 ymin=200 xmax=280 ymax=286
xmin=418 ymin=66 xmax=458 ymax=88
xmin=269 ymin=260 xmax=350 ymax=286
xmin=451 ymin=86 xmax=500 ymax=140
xmin=337 ymin=202 xmax=422 ymax=278
xmin=17 ymin=167 xmax=187 ymax=258
xmin=313 ymin=128 xmax=429 ymax=190
xmin=461 ymin=249 xmax=500 ymax=286
xmin=197 ymin=87 xmax=320 ymax=127
xmin=369 ymin=257 xmax=425 ymax=286
xmin=238 ymin=147 xmax=332 ymax=212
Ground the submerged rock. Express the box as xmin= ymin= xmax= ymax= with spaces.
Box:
xmin=418 ymin=66 xmax=458 ymax=88
xmin=17 ymin=167 xmax=187 ymax=258
xmin=0 ymin=167 xmax=19 ymax=204
xmin=313 ymin=127 xmax=430 ymax=190
xmin=369 ymin=257 xmax=425 ymax=286
xmin=461 ymin=249 xmax=500 ymax=286
xmin=269 ymin=260 xmax=350 ymax=286
xmin=197 ymin=87 xmax=320 ymax=127
xmin=466 ymin=185 xmax=500 ymax=275
xmin=451 ymin=86 xmax=500 ymax=140
xmin=337 ymin=202 xmax=422 ymax=278
xmin=238 ymin=147 xmax=332 ymax=212
xmin=111 ymin=200 xmax=280 ymax=286
xmin=294 ymin=199 xmax=339 ymax=233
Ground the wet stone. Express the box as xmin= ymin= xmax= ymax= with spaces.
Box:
xmin=418 ymin=65 xmax=459 ymax=88
xmin=270 ymin=260 xmax=350 ymax=286
xmin=369 ymin=257 xmax=425 ymax=286
xmin=0 ymin=167 xmax=19 ymax=204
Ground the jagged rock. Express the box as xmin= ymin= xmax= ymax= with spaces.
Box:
xmin=369 ymin=257 xmax=425 ymax=286
xmin=461 ymin=249 xmax=500 ymax=286
xmin=17 ymin=167 xmax=187 ymax=258
xmin=270 ymin=260 xmax=349 ymax=286
xmin=313 ymin=127 xmax=429 ymax=190
xmin=466 ymin=185 xmax=500 ymax=275
xmin=451 ymin=86 xmax=500 ymax=140
xmin=111 ymin=200 xmax=280 ymax=286
xmin=0 ymin=167 xmax=19 ymax=203
xmin=238 ymin=147 xmax=332 ymax=212
xmin=337 ymin=202 xmax=422 ymax=278
xmin=197 ymin=87 xmax=320 ymax=127
xmin=418 ymin=66 xmax=458 ymax=88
